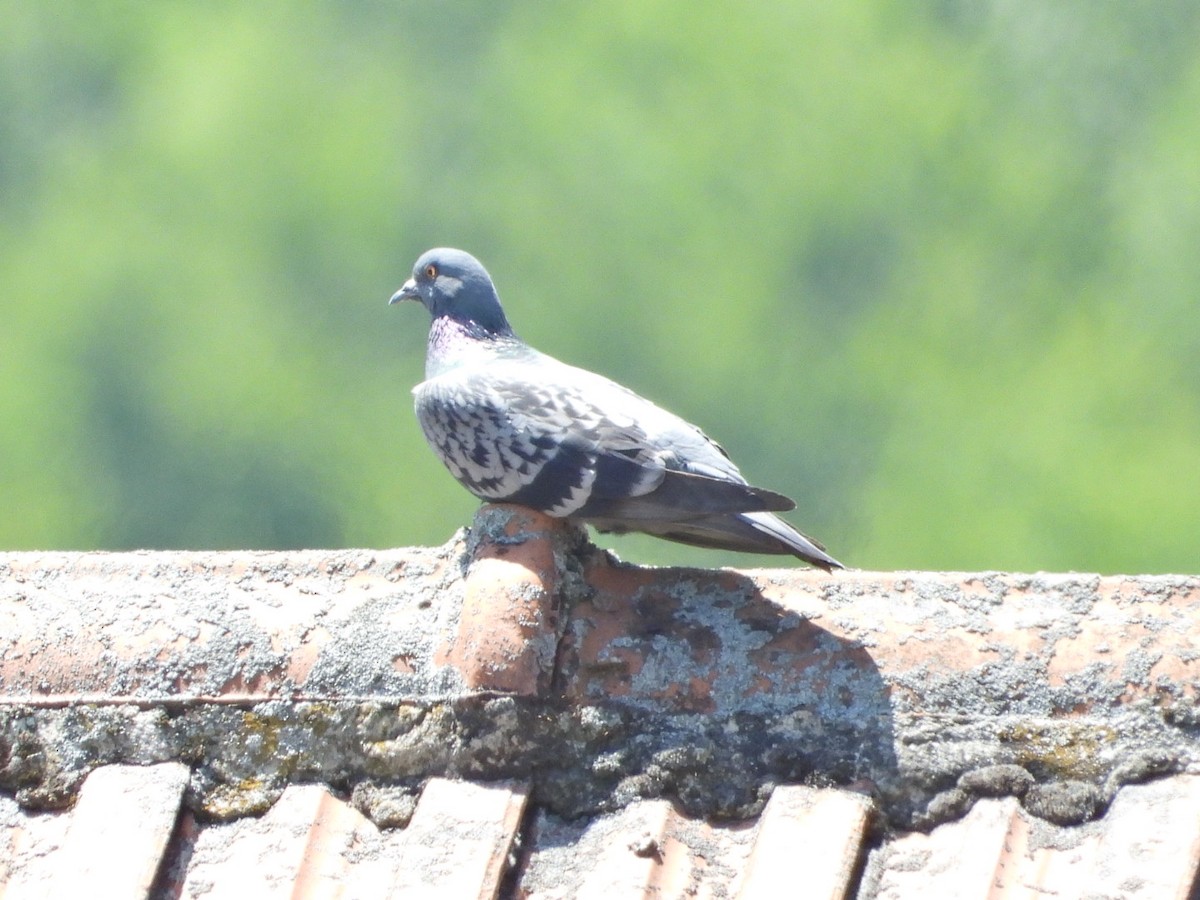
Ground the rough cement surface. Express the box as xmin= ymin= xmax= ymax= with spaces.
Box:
xmin=2 ymin=510 xmax=1199 ymax=832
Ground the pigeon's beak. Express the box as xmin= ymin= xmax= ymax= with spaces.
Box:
xmin=389 ymin=279 xmax=420 ymax=305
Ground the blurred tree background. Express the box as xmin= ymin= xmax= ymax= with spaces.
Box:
xmin=2 ymin=2 xmax=1199 ymax=573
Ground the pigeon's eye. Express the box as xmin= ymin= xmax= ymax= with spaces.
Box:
xmin=424 ymin=264 xmax=438 ymax=280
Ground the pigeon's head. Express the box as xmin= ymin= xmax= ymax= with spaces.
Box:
xmin=390 ymin=248 xmax=513 ymax=338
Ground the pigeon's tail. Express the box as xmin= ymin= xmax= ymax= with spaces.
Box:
xmin=732 ymin=512 xmax=844 ymax=571
xmin=600 ymin=511 xmax=843 ymax=571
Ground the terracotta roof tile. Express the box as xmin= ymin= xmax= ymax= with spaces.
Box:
xmin=0 ymin=763 xmax=186 ymax=897
xmin=4 ymin=765 xmax=1200 ymax=897
xmin=169 ymin=783 xmax=399 ymax=898
xmin=519 ymin=785 xmax=872 ymax=899
xmin=391 ymin=778 xmax=528 ymax=899
xmin=50 ymin=763 xmax=188 ymax=897
xmin=1081 ymin=774 xmax=1200 ymax=898
xmin=1 ymin=792 xmax=73 ymax=896
xmin=436 ymin=506 xmax=572 ymax=695
xmin=736 ymin=786 xmax=871 ymax=899
xmin=867 ymin=775 xmax=1200 ymax=898
xmin=520 ymin=797 xmax=752 ymax=898
xmin=4 ymin=505 xmax=1200 ymax=897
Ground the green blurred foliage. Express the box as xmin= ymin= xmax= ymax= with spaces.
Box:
xmin=2 ymin=1 xmax=1199 ymax=573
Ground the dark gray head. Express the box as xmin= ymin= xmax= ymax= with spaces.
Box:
xmin=389 ymin=248 xmax=513 ymax=338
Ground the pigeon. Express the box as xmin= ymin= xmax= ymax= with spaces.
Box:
xmin=389 ymin=248 xmax=843 ymax=570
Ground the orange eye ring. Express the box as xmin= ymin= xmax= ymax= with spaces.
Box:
xmin=424 ymin=264 xmax=438 ymax=279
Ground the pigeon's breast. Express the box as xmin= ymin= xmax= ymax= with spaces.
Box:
xmin=413 ymin=373 xmax=554 ymax=502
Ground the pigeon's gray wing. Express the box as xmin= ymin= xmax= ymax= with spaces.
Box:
xmin=413 ymin=359 xmax=794 ymax=522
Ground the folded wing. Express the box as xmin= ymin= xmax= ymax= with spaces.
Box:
xmin=418 ymin=361 xmax=777 ymax=504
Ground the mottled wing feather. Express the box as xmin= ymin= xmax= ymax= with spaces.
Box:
xmin=414 ymin=370 xmax=662 ymax=517
xmin=414 ymin=361 xmax=792 ymax=521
